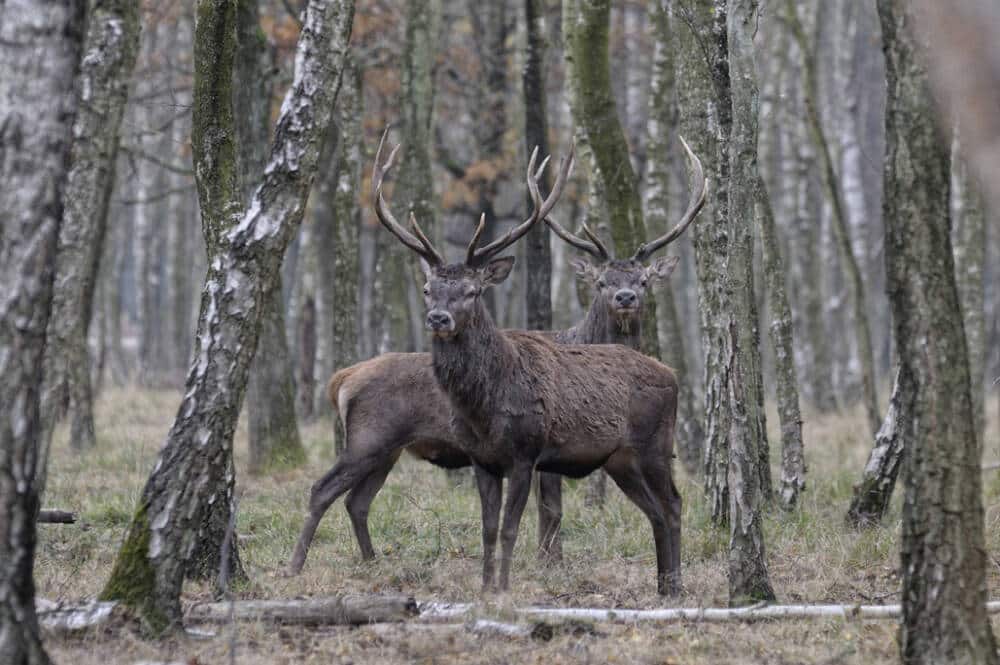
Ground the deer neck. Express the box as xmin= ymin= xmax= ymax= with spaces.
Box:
xmin=579 ymin=299 xmax=642 ymax=350
xmin=431 ymin=301 xmax=516 ymax=425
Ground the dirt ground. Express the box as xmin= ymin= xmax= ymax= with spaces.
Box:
xmin=35 ymin=387 xmax=1000 ymax=663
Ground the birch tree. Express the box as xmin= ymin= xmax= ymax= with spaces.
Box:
xmin=878 ymin=1 xmax=998 ymax=661
xmin=37 ymin=0 xmax=140 ymax=469
xmin=725 ymin=0 xmax=775 ymax=603
xmin=100 ymin=0 xmax=355 ymax=632
xmin=0 ymin=2 xmax=86 ymax=662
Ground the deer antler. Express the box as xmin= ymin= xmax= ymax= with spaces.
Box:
xmin=372 ymin=127 xmax=445 ymax=266
xmin=466 ymin=143 xmax=575 ymax=267
xmin=631 ymin=136 xmax=707 ymax=262
xmin=543 ymin=216 xmax=612 ymax=261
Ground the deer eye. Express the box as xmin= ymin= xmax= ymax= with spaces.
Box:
xmin=597 ymin=279 xmax=607 ymax=288
xmin=422 ymin=285 xmax=430 ymax=296
xmin=640 ymin=277 xmax=648 ymax=287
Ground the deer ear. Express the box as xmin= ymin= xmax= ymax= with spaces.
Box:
xmin=480 ymin=256 xmax=515 ymax=287
xmin=419 ymin=257 xmax=435 ymax=280
xmin=569 ymin=256 xmax=598 ymax=281
xmin=645 ymin=255 xmax=679 ymax=282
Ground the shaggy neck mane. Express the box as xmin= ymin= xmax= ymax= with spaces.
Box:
xmin=431 ymin=299 xmax=516 ymax=424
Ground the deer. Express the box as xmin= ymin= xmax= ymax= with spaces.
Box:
xmin=286 ymin=137 xmax=706 ymax=582
xmin=371 ymin=132 xmax=688 ymax=595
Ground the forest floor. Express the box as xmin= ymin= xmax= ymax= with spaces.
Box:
xmin=36 ymin=386 xmax=1000 ymax=664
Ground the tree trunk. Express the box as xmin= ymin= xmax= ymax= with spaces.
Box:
xmin=37 ymin=0 xmax=140 ymax=475
xmin=673 ymin=0 xmax=732 ymax=524
xmin=786 ymin=0 xmax=880 ymax=435
xmin=239 ymin=0 xmax=306 ymax=473
xmin=645 ymin=0 xmax=702 ymax=478
xmin=725 ymin=0 xmax=775 ymax=603
xmin=328 ymin=61 xmax=362 ymax=452
xmin=846 ymin=369 xmax=907 ymax=527
xmin=878 ymin=2 xmax=999 ymax=662
xmin=951 ymin=136 xmax=987 ymax=442
xmin=756 ymin=178 xmax=805 ymax=508
xmin=566 ymin=0 xmax=659 ymax=360
xmin=0 ymin=2 xmax=86 ymax=663
xmin=100 ymin=0 xmax=355 ymax=633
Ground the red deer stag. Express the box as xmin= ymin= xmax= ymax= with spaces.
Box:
xmin=286 ymin=138 xmax=706 ymax=580
xmin=376 ymin=133 xmax=685 ymax=595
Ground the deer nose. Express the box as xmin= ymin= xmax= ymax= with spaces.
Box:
xmin=614 ymin=289 xmax=637 ymax=308
xmin=426 ymin=310 xmax=454 ymax=331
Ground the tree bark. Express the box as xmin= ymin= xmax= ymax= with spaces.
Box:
xmin=786 ymin=0 xmax=880 ymax=436
xmin=950 ymin=136 xmax=987 ymax=442
xmin=644 ymin=0 xmax=703 ymax=478
xmin=239 ymin=0 xmax=306 ymax=473
xmin=878 ymin=2 xmax=999 ymax=662
xmin=846 ymin=369 xmax=907 ymax=527
xmin=0 ymin=2 xmax=86 ymax=663
xmin=755 ymin=177 xmax=805 ymax=508
xmin=100 ymin=0 xmax=355 ymax=633
xmin=37 ymin=0 xmax=140 ymax=473
xmin=724 ymin=0 xmax=775 ymax=603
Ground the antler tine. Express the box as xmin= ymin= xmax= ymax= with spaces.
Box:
xmin=372 ymin=127 xmax=443 ymax=265
xmin=409 ymin=212 xmax=446 ymax=265
xmin=632 ymin=135 xmax=707 ymax=262
xmin=580 ymin=223 xmax=612 ymax=260
xmin=465 ymin=213 xmax=488 ymax=265
xmin=543 ymin=216 xmax=608 ymax=260
xmin=468 ymin=142 xmax=576 ymax=266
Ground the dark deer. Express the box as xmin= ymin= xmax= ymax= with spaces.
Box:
xmin=286 ymin=138 xmax=706 ymax=578
xmin=376 ymin=133 xmax=686 ymax=595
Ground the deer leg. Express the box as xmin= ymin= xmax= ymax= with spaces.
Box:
xmin=535 ymin=471 xmax=563 ymax=562
xmin=499 ymin=461 xmax=534 ymax=591
xmin=604 ymin=452 xmax=676 ymax=596
xmin=287 ymin=450 xmax=386 ymax=575
xmin=473 ymin=464 xmax=502 ymax=591
xmin=345 ymin=450 xmax=400 ymax=561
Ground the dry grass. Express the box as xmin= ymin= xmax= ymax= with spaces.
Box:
xmin=36 ymin=386 xmax=1000 ymax=664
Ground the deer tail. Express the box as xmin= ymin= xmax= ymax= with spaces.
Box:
xmin=326 ymin=364 xmax=359 ymax=417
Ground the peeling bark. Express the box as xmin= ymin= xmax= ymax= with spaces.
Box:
xmin=100 ymin=0 xmax=355 ymax=633
xmin=0 ymin=2 xmax=86 ymax=663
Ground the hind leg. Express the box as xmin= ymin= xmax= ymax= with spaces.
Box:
xmin=603 ymin=450 xmax=679 ymax=596
xmin=287 ymin=447 xmax=388 ymax=575
xmin=535 ymin=471 xmax=563 ymax=562
xmin=345 ymin=450 xmax=401 ymax=561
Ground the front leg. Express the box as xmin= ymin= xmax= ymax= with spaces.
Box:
xmin=473 ymin=463 xmax=502 ymax=591
xmin=499 ymin=460 xmax=534 ymax=591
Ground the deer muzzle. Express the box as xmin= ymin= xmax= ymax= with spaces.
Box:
xmin=426 ymin=309 xmax=456 ymax=337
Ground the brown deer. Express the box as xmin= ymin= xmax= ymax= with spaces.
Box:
xmin=286 ymin=138 xmax=706 ymax=580
xmin=374 ymin=133 xmax=686 ymax=595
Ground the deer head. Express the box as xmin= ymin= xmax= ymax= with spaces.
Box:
xmin=545 ymin=136 xmax=706 ymax=326
xmin=372 ymin=128 xmax=574 ymax=340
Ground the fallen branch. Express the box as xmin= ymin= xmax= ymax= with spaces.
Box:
xmin=187 ymin=595 xmax=419 ymax=625
xmin=38 ymin=509 xmax=76 ymax=523
xmin=418 ymin=601 xmax=1000 ymax=623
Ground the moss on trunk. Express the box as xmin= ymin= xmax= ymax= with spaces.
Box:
xmin=99 ymin=504 xmax=169 ymax=634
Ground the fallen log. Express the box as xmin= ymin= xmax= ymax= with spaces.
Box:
xmin=418 ymin=600 xmax=1000 ymax=623
xmin=187 ymin=594 xmax=418 ymax=625
xmin=38 ymin=509 xmax=76 ymax=523
xmin=37 ymin=599 xmax=121 ymax=632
